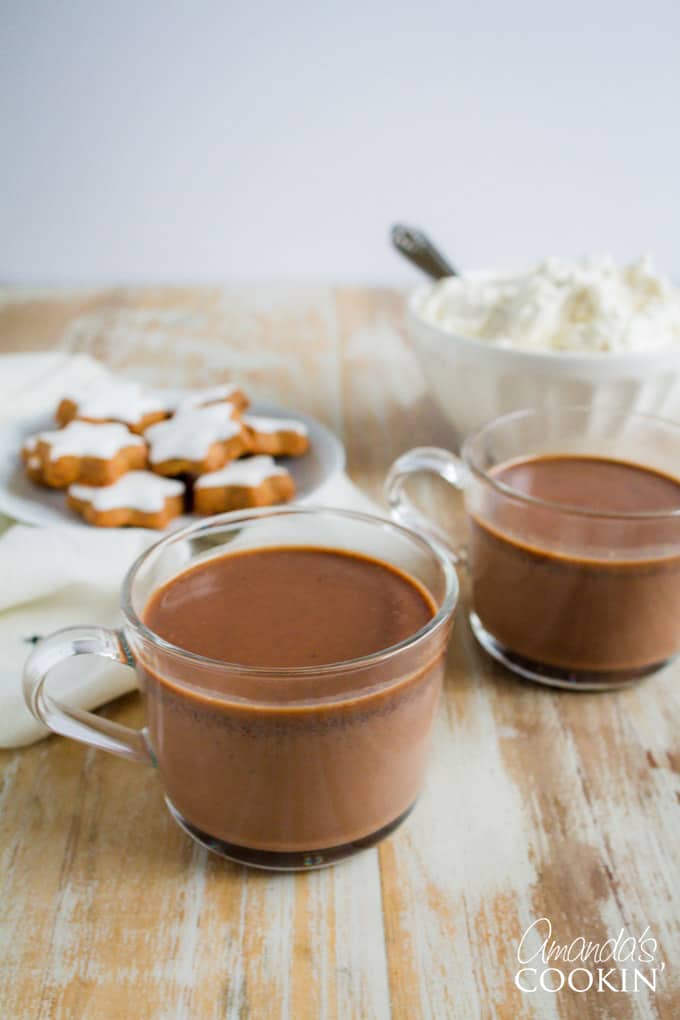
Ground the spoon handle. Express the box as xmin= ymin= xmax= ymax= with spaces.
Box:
xmin=391 ymin=224 xmax=458 ymax=279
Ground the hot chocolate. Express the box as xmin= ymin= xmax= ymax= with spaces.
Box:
xmin=140 ymin=547 xmax=445 ymax=863
xmin=470 ymin=454 xmax=680 ymax=679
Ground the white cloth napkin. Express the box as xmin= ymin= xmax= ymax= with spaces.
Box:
xmin=0 ymin=354 xmax=380 ymax=747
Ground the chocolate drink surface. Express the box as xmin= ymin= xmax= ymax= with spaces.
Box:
xmin=470 ymin=454 xmax=680 ymax=677
xmin=141 ymin=547 xmax=445 ymax=857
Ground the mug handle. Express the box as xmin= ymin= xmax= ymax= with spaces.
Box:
xmin=385 ymin=446 xmax=469 ymax=563
xmin=23 ymin=625 xmax=153 ymax=765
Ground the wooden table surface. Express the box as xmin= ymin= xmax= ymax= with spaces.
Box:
xmin=0 ymin=285 xmax=678 ymax=1020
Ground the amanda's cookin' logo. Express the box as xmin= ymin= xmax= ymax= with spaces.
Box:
xmin=515 ymin=917 xmax=665 ymax=995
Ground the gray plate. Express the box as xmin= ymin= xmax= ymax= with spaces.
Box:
xmin=0 ymin=401 xmax=345 ymax=529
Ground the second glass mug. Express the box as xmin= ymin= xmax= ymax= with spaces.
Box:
xmin=386 ymin=406 xmax=680 ymax=691
xmin=23 ymin=507 xmax=458 ymax=870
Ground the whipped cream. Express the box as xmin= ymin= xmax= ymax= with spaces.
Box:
xmin=416 ymin=254 xmax=680 ymax=353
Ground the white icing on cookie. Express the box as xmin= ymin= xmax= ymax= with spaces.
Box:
xmin=25 ymin=421 xmax=144 ymax=461
xmin=69 ymin=472 xmax=184 ymax=512
xmin=242 ymin=414 xmax=308 ymax=436
xmin=145 ymin=404 xmax=242 ymax=463
xmin=63 ymin=380 xmax=166 ymax=424
xmin=194 ymin=455 xmax=288 ymax=489
xmin=155 ymin=384 xmax=240 ymax=414
xmin=27 ymin=455 xmax=41 ymax=470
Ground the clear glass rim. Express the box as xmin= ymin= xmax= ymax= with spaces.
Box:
xmin=120 ymin=504 xmax=459 ymax=677
xmin=461 ymin=405 xmax=680 ymax=522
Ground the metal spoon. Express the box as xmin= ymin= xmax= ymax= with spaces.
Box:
xmin=390 ymin=223 xmax=458 ymax=279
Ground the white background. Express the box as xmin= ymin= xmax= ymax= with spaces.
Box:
xmin=2 ymin=0 xmax=679 ymax=285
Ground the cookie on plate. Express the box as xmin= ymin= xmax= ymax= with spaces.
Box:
xmin=193 ymin=456 xmax=295 ymax=514
xmin=157 ymin=383 xmax=249 ymax=416
xmin=145 ymin=404 xmax=249 ymax=477
xmin=242 ymin=415 xmax=309 ymax=457
xmin=22 ymin=421 xmax=147 ymax=488
xmin=57 ymin=380 xmax=168 ymax=434
xmin=67 ymin=472 xmax=185 ymax=528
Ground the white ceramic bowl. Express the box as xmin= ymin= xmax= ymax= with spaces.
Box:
xmin=408 ymin=283 xmax=680 ymax=441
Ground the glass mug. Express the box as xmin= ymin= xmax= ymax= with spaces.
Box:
xmin=386 ymin=406 xmax=680 ymax=691
xmin=23 ymin=507 xmax=458 ymax=870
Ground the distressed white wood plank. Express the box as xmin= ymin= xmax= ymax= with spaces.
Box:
xmin=332 ymin=850 xmax=392 ymax=1020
